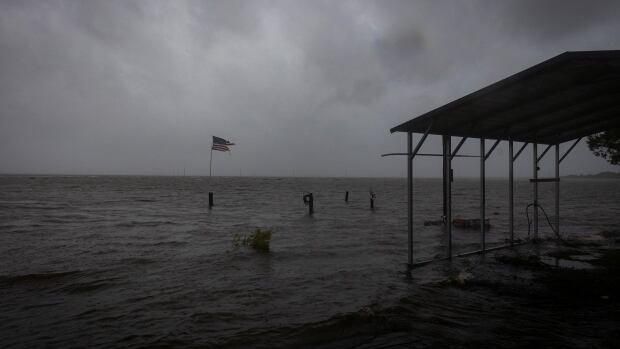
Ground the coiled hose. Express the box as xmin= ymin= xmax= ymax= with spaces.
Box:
xmin=525 ymin=203 xmax=560 ymax=239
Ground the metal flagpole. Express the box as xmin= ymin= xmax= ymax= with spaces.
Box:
xmin=209 ymin=147 xmax=213 ymax=177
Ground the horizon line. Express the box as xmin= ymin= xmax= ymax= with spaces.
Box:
xmin=1 ymin=172 xmax=616 ymax=179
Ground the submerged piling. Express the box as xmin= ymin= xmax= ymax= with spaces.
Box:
xmin=303 ymin=192 xmax=314 ymax=215
xmin=370 ymin=192 xmax=376 ymax=210
xmin=345 ymin=191 xmax=349 ymax=202
xmin=208 ymin=192 xmax=214 ymax=208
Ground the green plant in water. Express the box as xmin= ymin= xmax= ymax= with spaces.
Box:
xmin=232 ymin=228 xmax=273 ymax=251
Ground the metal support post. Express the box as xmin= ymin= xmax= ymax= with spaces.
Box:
xmin=555 ymin=144 xmax=560 ymax=236
xmin=407 ymin=132 xmax=413 ymax=267
xmin=444 ymin=136 xmax=452 ymax=259
xmin=509 ymin=141 xmax=514 ymax=246
xmin=533 ymin=143 xmax=539 ymax=239
xmin=480 ymin=139 xmax=486 ymax=252
xmin=442 ymin=141 xmax=447 ymax=221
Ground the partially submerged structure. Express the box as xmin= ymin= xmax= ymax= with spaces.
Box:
xmin=386 ymin=50 xmax=620 ymax=267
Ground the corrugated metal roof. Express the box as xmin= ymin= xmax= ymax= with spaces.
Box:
xmin=390 ymin=50 xmax=620 ymax=144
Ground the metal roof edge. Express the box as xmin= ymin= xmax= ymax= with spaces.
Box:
xmin=389 ymin=50 xmax=620 ymax=134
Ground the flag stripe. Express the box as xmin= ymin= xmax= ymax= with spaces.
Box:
xmin=212 ymin=145 xmax=230 ymax=152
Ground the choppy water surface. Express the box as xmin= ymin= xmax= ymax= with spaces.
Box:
xmin=1 ymin=175 xmax=618 ymax=347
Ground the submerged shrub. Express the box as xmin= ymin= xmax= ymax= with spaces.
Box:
xmin=232 ymin=228 xmax=273 ymax=251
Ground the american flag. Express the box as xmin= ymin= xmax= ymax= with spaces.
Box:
xmin=212 ymin=136 xmax=235 ymax=152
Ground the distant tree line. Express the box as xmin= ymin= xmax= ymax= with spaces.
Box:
xmin=587 ymin=129 xmax=620 ymax=165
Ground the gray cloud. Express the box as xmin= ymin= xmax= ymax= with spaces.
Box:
xmin=1 ymin=0 xmax=619 ymax=177
xmin=494 ymin=0 xmax=620 ymax=41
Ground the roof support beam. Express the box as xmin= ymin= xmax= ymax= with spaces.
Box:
xmin=451 ymin=137 xmax=468 ymax=160
xmin=513 ymin=142 xmax=529 ymax=162
xmin=537 ymin=144 xmax=553 ymax=163
xmin=484 ymin=139 xmax=501 ymax=160
xmin=559 ymin=137 xmax=582 ymax=164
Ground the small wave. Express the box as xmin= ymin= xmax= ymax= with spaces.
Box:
xmin=217 ymin=306 xmax=399 ymax=348
xmin=60 ymin=277 xmax=121 ymax=294
xmin=21 ymin=302 xmax=62 ymax=310
xmin=75 ymin=308 xmax=126 ymax=323
xmin=0 ymin=271 xmax=81 ymax=286
xmin=151 ymin=240 xmax=187 ymax=247
xmin=40 ymin=218 xmax=71 ymax=224
xmin=134 ymin=198 xmax=157 ymax=202
xmin=190 ymin=311 xmax=252 ymax=325
xmin=118 ymin=257 xmax=156 ymax=265
xmin=115 ymin=221 xmax=179 ymax=228
xmin=0 ymin=224 xmax=18 ymax=230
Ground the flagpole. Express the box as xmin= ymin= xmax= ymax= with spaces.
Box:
xmin=209 ymin=147 xmax=213 ymax=177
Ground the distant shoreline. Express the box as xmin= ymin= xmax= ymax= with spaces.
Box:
xmin=563 ymin=171 xmax=620 ymax=179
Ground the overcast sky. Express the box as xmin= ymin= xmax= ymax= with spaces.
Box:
xmin=1 ymin=0 xmax=619 ymax=177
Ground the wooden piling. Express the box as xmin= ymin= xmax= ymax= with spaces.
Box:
xmin=303 ymin=193 xmax=314 ymax=215
xmin=208 ymin=192 xmax=214 ymax=208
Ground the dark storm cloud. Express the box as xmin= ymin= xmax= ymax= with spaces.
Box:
xmin=1 ymin=0 xmax=619 ymax=176
xmin=496 ymin=0 xmax=620 ymax=41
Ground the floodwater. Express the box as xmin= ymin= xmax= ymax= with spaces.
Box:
xmin=1 ymin=175 xmax=618 ymax=348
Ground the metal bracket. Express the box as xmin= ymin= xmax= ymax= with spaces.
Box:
xmin=411 ymin=122 xmax=433 ymax=159
xmin=559 ymin=137 xmax=582 ymax=164
xmin=537 ymin=144 xmax=553 ymax=163
xmin=484 ymin=139 xmax=501 ymax=160
xmin=513 ymin=142 xmax=529 ymax=162
xmin=451 ymin=137 xmax=468 ymax=160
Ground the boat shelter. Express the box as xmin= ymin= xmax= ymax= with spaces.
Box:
xmin=386 ymin=50 xmax=620 ymax=267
